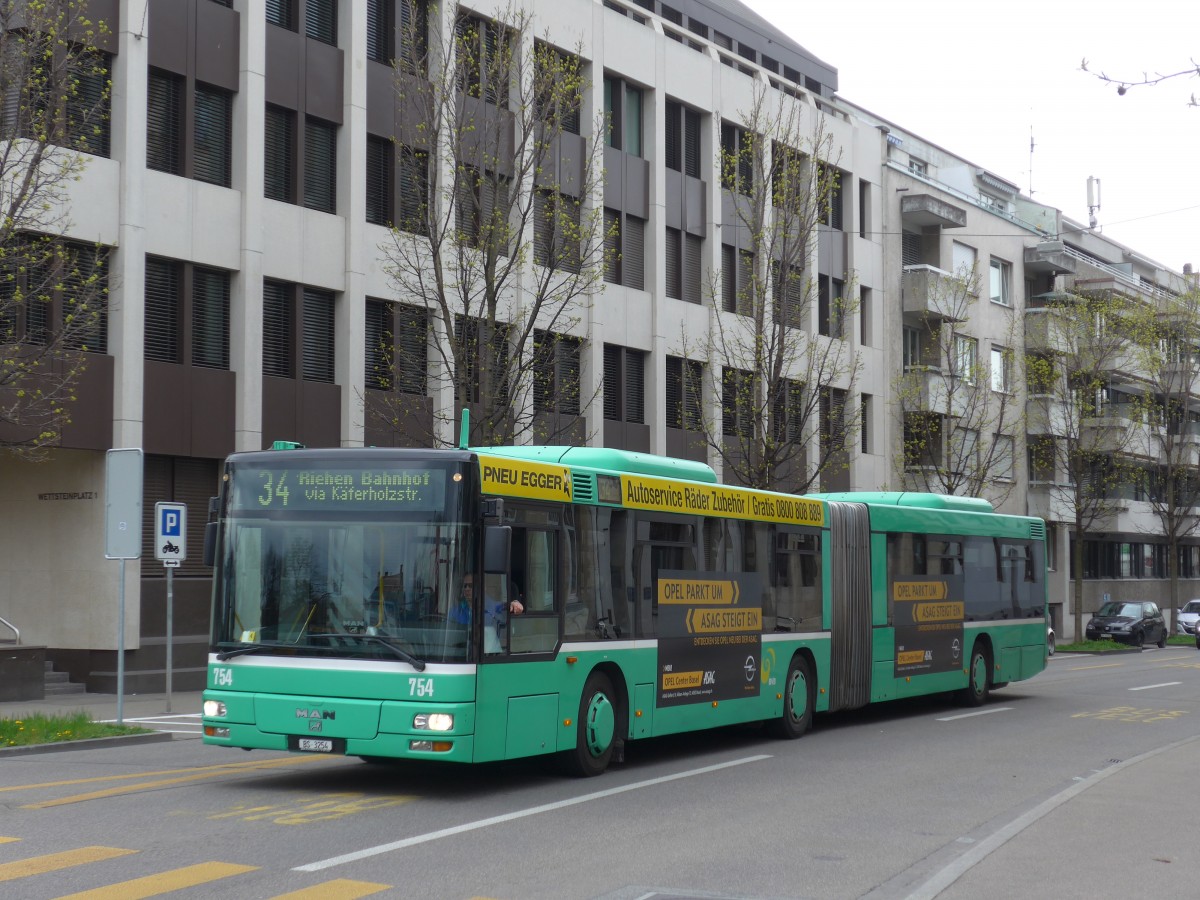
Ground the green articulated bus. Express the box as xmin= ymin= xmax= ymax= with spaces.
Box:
xmin=201 ymin=444 xmax=1048 ymax=776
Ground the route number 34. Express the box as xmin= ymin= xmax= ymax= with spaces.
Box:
xmin=408 ymin=677 xmax=434 ymax=697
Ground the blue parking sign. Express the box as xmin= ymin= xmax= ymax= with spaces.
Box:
xmin=154 ymin=502 xmax=187 ymax=562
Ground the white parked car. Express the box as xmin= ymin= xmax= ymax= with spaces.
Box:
xmin=1177 ymin=600 xmax=1200 ymax=635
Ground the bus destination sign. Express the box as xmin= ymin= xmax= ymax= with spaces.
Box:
xmin=233 ymin=467 xmax=447 ymax=512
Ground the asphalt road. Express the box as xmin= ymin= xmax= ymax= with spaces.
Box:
xmin=2 ymin=647 xmax=1198 ymax=899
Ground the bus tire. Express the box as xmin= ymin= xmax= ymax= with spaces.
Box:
xmin=959 ymin=643 xmax=991 ymax=707
xmin=770 ymin=655 xmax=814 ymax=739
xmin=564 ymin=671 xmax=619 ymax=777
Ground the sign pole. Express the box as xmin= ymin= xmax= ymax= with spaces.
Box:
xmin=117 ymin=559 xmax=125 ymax=724
xmin=165 ymin=564 xmax=174 ymax=712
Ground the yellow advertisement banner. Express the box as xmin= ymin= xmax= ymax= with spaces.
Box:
xmin=892 ymin=581 xmax=949 ymax=601
xmin=662 ymin=671 xmax=704 ymax=690
xmin=658 ymin=578 xmax=741 ymax=605
xmin=621 ymin=475 xmax=825 ymax=527
xmin=913 ymin=601 xmax=965 ymax=623
xmin=478 ymin=456 xmax=572 ymax=503
xmin=686 ymin=608 xmax=763 ymax=633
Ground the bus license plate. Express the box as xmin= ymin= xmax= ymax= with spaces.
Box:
xmin=298 ymin=738 xmax=333 ymax=752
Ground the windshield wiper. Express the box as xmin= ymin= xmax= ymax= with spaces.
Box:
xmin=342 ymin=633 xmax=427 ymax=671
xmin=215 ymin=641 xmax=289 ymax=661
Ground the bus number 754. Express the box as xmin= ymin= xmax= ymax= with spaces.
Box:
xmin=409 ymin=677 xmax=434 ymax=697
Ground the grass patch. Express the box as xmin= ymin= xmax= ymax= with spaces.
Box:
xmin=1058 ymin=638 xmax=1143 ymax=652
xmin=0 ymin=712 xmax=150 ymax=748
xmin=1168 ymin=635 xmax=1196 ymax=647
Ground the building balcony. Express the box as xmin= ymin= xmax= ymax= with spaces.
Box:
xmin=902 ymin=265 xmax=968 ymax=323
xmin=1026 ymin=482 xmax=1075 ymax=524
xmin=900 ymin=193 xmax=966 ymax=229
xmin=1081 ymin=407 xmax=1160 ymax=458
xmin=1093 ymin=497 xmax=1160 ymax=535
xmin=1024 ymin=307 xmax=1072 ymax=355
xmin=1024 ymin=241 xmax=1077 ymax=276
xmin=900 ymin=366 xmax=968 ymax=418
xmin=1026 ymin=395 xmax=1071 ymax=437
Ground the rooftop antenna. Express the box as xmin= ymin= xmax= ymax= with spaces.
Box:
xmin=1028 ymin=124 xmax=1035 ymax=195
xmin=1087 ymin=176 xmax=1101 ymax=230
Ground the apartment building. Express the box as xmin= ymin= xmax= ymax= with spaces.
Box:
xmin=0 ymin=0 xmax=1192 ymax=691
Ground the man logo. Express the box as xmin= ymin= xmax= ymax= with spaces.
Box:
xmin=309 ymin=719 xmax=323 ymax=733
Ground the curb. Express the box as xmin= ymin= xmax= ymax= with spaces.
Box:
xmin=0 ymin=731 xmax=175 ymax=758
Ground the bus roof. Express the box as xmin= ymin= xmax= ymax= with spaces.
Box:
xmin=809 ymin=491 xmax=995 ymax=513
xmin=471 ymin=445 xmax=719 ymax=484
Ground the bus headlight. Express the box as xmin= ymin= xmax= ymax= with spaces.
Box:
xmin=413 ymin=713 xmax=454 ymax=731
xmin=203 ymin=701 xmax=227 ymax=718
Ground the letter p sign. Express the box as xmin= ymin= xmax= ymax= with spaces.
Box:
xmin=155 ymin=501 xmax=187 ymax=564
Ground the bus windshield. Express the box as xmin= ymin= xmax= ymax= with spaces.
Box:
xmin=212 ymin=457 xmax=480 ymax=664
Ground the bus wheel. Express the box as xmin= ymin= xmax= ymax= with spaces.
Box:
xmin=959 ymin=644 xmax=990 ymax=707
xmin=565 ymin=671 xmax=618 ymax=777
xmin=770 ymin=656 xmax=814 ymax=739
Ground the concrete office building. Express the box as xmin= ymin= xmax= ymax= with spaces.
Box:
xmin=0 ymin=0 xmax=1193 ymax=692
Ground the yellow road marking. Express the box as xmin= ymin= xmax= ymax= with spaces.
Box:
xmin=211 ymin=793 xmax=414 ymax=825
xmin=54 ymin=861 xmax=257 ymax=899
xmin=0 ymin=847 xmax=136 ymax=883
xmin=20 ymin=757 xmax=338 ymax=810
xmin=1067 ymin=662 xmax=1125 ymax=670
xmin=1 ymin=754 xmax=333 ymax=795
xmin=272 ymin=879 xmax=390 ymax=899
xmin=0 ymin=837 xmax=20 ymax=844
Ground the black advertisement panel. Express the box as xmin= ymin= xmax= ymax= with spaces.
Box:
xmin=892 ymin=576 xmax=965 ymax=676
xmin=656 ymin=570 xmax=763 ymax=707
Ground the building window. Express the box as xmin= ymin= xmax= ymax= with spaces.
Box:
xmin=145 ymin=257 xmax=229 ymax=369
xmin=775 ymin=263 xmax=805 ymax=330
xmin=603 ymin=210 xmax=643 ymax=290
xmin=366 ymin=135 xmax=392 ymax=226
xmin=665 ymin=227 xmax=682 ymax=300
xmin=146 ymin=69 xmax=184 ymax=175
xmin=535 ymin=43 xmax=582 ymax=135
xmin=955 ymin=334 xmax=978 ymax=382
xmin=723 ymin=245 xmax=754 ymax=316
xmin=603 ymin=208 xmax=620 ymax=285
xmin=990 ymin=258 xmax=1011 ymax=306
xmin=456 ymin=14 xmax=511 ymax=108
xmin=860 ymin=286 xmax=872 ymax=346
xmin=533 ymin=331 xmax=582 ymax=416
xmin=367 ymin=0 xmax=392 ymax=62
xmin=861 ymin=393 xmax=872 ymax=453
xmin=304 ymin=116 xmax=337 ymax=213
xmin=604 ymin=76 xmax=643 ymax=157
xmin=194 ymin=85 xmax=232 ymax=187
xmin=820 ymin=387 xmax=846 ymax=458
xmin=818 ymin=275 xmax=844 ymax=338
xmin=665 ymin=355 xmax=703 ymax=431
xmin=145 ymin=258 xmax=181 ymax=363
xmin=534 ymin=190 xmax=581 ymax=273
xmin=67 ymin=51 xmax=111 ymax=158
xmin=263 ymin=281 xmax=337 ymax=384
xmin=366 ymin=299 xmax=427 ymax=394
xmin=771 ymin=378 xmax=804 ymax=442
xmin=720 ymin=122 xmax=753 ymax=195
xmin=264 ymin=105 xmax=296 ymax=202
xmin=994 ymin=434 xmax=1015 ymax=481
xmin=192 ymin=268 xmax=230 ymax=369
xmin=908 ymin=158 xmax=927 ymax=176
xmin=903 ymin=326 xmax=921 ymax=370
xmin=665 ymin=99 xmax=701 ymax=177
xmin=722 ymin=367 xmax=752 ymax=438
xmin=991 ymin=346 xmax=1010 ymax=393
xmin=305 ymin=0 xmax=337 ymax=45
xmin=603 ymin=344 xmax=645 ymax=424
xmin=818 ymin=163 xmax=843 ymax=230
xmin=266 ymin=0 xmax=295 ymax=30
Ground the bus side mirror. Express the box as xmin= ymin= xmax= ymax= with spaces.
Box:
xmin=483 ymin=525 xmax=511 ymax=575
xmin=203 ymin=521 xmax=218 ymax=567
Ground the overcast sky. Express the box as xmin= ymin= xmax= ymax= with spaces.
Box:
xmin=741 ymin=0 xmax=1200 ymax=273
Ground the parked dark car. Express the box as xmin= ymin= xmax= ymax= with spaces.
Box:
xmin=1085 ymin=600 xmax=1168 ymax=648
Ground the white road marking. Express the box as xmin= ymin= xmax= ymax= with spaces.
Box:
xmin=903 ymin=734 xmax=1200 ymax=900
xmin=1128 ymin=681 xmax=1182 ymax=691
xmin=294 ymin=754 xmax=773 ymax=872
xmin=936 ymin=707 xmax=1013 ymax=722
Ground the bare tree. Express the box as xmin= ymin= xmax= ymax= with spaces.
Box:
xmin=0 ymin=1 xmax=111 ymax=458
xmin=1133 ymin=283 xmax=1200 ymax=632
xmin=1080 ymin=57 xmax=1200 ymax=105
xmin=1025 ymin=289 xmax=1144 ymax=643
xmin=682 ymin=84 xmax=860 ymax=492
xmin=371 ymin=3 xmax=608 ymax=448
xmin=895 ymin=262 xmax=1023 ymax=506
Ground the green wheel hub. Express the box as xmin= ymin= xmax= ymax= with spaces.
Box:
xmin=584 ymin=690 xmax=615 ymax=757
